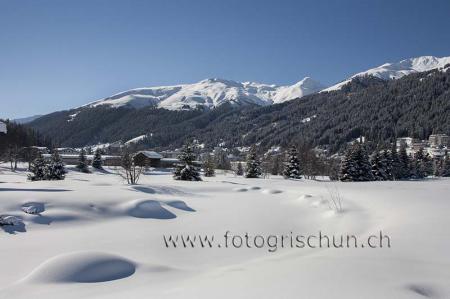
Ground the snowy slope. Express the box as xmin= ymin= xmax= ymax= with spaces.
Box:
xmin=323 ymin=55 xmax=450 ymax=92
xmin=1 ymin=164 xmax=450 ymax=298
xmin=86 ymin=77 xmax=324 ymax=110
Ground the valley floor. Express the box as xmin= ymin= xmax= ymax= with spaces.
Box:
xmin=0 ymin=164 xmax=449 ymax=298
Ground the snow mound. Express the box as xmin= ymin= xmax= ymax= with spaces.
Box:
xmin=124 ymin=199 xmax=177 ymax=219
xmin=23 ymin=252 xmax=136 ymax=284
xmin=164 ymin=200 xmax=196 ymax=212
xmin=298 ymin=194 xmax=313 ymax=200
xmin=21 ymin=202 xmax=45 ymax=215
xmin=233 ymin=188 xmax=248 ymax=192
xmin=249 ymin=186 xmax=261 ymax=190
xmin=261 ymin=189 xmax=283 ymax=194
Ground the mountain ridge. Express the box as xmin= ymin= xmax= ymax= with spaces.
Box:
xmin=323 ymin=55 xmax=450 ymax=92
xmin=84 ymin=76 xmax=325 ymax=110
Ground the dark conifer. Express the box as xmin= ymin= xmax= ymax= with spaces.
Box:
xmin=283 ymin=146 xmax=302 ymax=179
xmin=173 ymin=142 xmax=202 ymax=181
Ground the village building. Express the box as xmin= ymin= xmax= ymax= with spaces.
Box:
xmin=56 ymin=147 xmax=79 ymax=155
xmin=396 ymin=134 xmax=449 ymax=158
xmin=133 ymin=151 xmax=163 ymax=167
xmin=429 ymin=134 xmax=449 ymax=147
xmin=0 ymin=121 xmax=7 ymax=134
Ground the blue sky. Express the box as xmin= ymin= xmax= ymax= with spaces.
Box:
xmin=1 ymin=0 xmax=450 ymax=119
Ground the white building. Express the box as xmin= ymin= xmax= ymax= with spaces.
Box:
xmin=429 ymin=134 xmax=449 ymax=147
xmin=396 ymin=137 xmax=414 ymax=148
xmin=56 ymin=147 xmax=79 ymax=155
xmin=0 ymin=121 xmax=6 ymax=134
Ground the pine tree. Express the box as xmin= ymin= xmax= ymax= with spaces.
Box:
xmin=28 ymin=153 xmax=47 ymax=181
xmin=371 ymin=151 xmax=389 ymax=181
xmin=397 ymin=143 xmax=411 ymax=179
xmin=283 ymin=146 xmax=302 ymax=179
xmin=236 ymin=161 xmax=244 ymax=176
xmin=92 ymin=148 xmax=103 ymax=170
xmin=381 ymin=149 xmax=393 ymax=180
xmin=423 ymin=152 xmax=433 ymax=177
xmin=245 ymin=148 xmax=262 ymax=178
xmin=434 ymin=158 xmax=443 ymax=177
xmin=411 ymin=148 xmax=426 ymax=179
xmin=203 ymin=155 xmax=215 ymax=177
xmin=76 ymin=148 xmax=90 ymax=173
xmin=173 ymin=142 xmax=202 ymax=181
xmin=339 ymin=142 xmax=374 ymax=182
xmin=47 ymin=150 xmax=66 ymax=180
xmin=390 ymin=143 xmax=401 ymax=180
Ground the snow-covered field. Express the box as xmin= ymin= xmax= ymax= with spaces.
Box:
xmin=1 ymin=164 xmax=449 ymax=298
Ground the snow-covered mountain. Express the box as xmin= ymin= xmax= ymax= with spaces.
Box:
xmin=323 ymin=55 xmax=450 ymax=92
xmin=86 ymin=77 xmax=325 ymax=110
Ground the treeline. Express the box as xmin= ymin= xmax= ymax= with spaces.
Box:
xmin=340 ymin=142 xmax=450 ymax=181
xmin=0 ymin=120 xmax=52 ymax=170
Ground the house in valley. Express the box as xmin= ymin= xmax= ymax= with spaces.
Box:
xmin=133 ymin=151 xmax=163 ymax=167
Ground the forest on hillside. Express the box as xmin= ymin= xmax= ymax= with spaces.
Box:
xmin=28 ymin=68 xmax=450 ymax=154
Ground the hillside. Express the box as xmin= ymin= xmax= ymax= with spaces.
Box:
xmin=29 ymin=67 xmax=450 ymax=153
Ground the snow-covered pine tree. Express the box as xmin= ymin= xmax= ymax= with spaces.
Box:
xmin=92 ymin=148 xmax=103 ymax=170
xmin=47 ymin=150 xmax=66 ymax=180
xmin=203 ymin=155 xmax=215 ymax=177
xmin=339 ymin=142 xmax=374 ymax=182
xmin=173 ymin=142 xmax=202 ymax=181
xmin=76 ymin=148 xmax=90 ymax=173
xmin=236 ymin=161 xmax=244 ymax=176
xmin=28 ymin=153 xmax=47 ymax=181
xmin=397 ymin=143 xmax=411 ymax=179
xmin=371 ymin=151 xmax=389 ymax=181
xmin=245 ymin=148 xmax=262 ymax=178
xmin=283 ymin=146 xmax=302 ymax=179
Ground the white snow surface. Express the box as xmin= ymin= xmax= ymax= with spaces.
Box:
xmin=323 ymin=55 xmax=450 ymax=92
xmin=85 ymin=77 xmax=325 ymax=110
xmin=1 ymin=164 xmax=450 ymax=298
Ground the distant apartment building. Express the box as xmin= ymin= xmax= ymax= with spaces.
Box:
xmin=396 ymin=134 xmax=449 ymax=158
xmin=0 ymin=121 xmax=6 ymax=134
xmin=429 ymin=134 xmax=449 ymax=147
xmin=56 ymin=147 xmax=79 ymax=155
xmin=396 ymin=137 xmax=414 ymax=148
